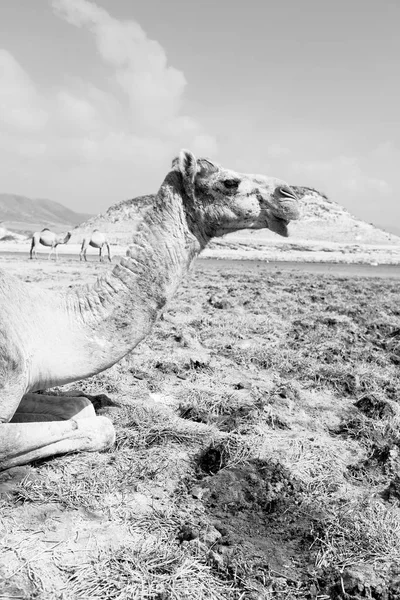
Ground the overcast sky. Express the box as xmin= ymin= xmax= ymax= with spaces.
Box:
xmin=0 ymin=0 xmax=398 ymax=231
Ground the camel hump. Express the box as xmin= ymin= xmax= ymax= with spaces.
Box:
xmin=93 ymin=229 xmax=99 ymax=233
xmin=41 ymin=228 xmax=50 ymax=232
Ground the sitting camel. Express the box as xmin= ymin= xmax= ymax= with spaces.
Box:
xmin=0 ymin=150 xmax=300 ymax=470
xmin=30 ymin=229 xmax=72 ymax=260
xmin=80 ymin=230 xmax=111 ymax=262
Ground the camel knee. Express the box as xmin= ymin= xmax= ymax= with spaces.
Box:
xmin=62 ymin=395 xmax=97 ymax=420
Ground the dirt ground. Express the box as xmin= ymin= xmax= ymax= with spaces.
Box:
xmin=1 ymin=253 xmax=400 ymax=599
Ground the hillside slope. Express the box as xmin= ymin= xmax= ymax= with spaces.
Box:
xmin=0 ymin=194 xmax=92 ymax=233
xmin=71 ymin=195 xmax=154 ymax=244
xmin=72 ymin=187 xmax=400 ymax=247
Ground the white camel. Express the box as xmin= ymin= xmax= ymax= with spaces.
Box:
xmin=30 ymin=229 xmax=72 ymax=260
xmin=80 ymin=230 xmax=111 ymax=262
xmin=0 ymin=150 xmax=300 ymax=470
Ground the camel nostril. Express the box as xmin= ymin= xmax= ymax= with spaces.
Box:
xmin=276 ymin=185 xmax=298 ymax=201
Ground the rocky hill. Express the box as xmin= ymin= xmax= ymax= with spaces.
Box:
xmin=70 ymin=187 xmax=400 ymax=264
xmin=286 ymin=186 xmax=399 ymax=245
xmin=70 ymin=195 xmax=154 ymax=245
xmin=72 ymin=187 xmax=399 ymax=244
xmin=0 ymin=194 xmax=92 ymax=234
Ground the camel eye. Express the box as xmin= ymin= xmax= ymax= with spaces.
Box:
xmin=223 ymin=178 xmax=240 ymax=189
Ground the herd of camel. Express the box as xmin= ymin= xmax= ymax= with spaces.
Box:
xmin=30 ymin=229 xmax=112 ymax=261
xmin=0 ymin=149 xmax=301 ymax=470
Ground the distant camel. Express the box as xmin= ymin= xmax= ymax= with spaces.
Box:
xmin=80 ymin=230 xmax=111 ymax=262
xmin=30 ymin=229 xmax=72 ymax=260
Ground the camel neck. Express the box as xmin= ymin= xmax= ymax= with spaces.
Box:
xmin=68 ymin=173 xmax=208 ymax=367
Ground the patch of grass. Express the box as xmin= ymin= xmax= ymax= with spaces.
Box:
xmin=67 ymin=539 xmax=237 ymax=600
xmin=310 ymin=496 xmax=400 ymax=572
xmin=4 ymin=263 xmax=400 ymax=597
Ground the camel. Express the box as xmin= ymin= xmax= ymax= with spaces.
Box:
xmin=80 ymin=230 xmax=112 ymax=262
xmin=0 ymin=149 xmax=300 ymax=470
xmin=30 ymin=229 xmax=72 ymax=260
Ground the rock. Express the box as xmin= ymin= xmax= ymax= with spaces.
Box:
xmin=200 ymin=525 xmax=222 ymax=546
xmin=191 ymin=485 xmax=206 ymax=500
xmin=340 ymin=565 xmax=385 ymax=596
xmin=209 ymin=550 xmax=225 ymax=569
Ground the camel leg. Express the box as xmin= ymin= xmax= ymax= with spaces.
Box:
xmin=48 ymin=245 xmax=54 ymax=260
xmin=99 ymin=247 xmax=103 ymax=262
xmin=55 ymin=245 xmax=59 ymax=261
xmin=11 ymin=393 xmax=97 ymax=422
xmin=0 ymin=394 xmax=115 ymax=470
xmin=106 ymin=243 xmax=112 ymax=262
xmin=80 ymin=243 xmax=88 ymax=262
xmin=30 ymin=238 xmax=38 ymax=259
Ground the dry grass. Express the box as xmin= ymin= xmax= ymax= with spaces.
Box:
xmin=312 ymin=497 xmax=400 ymax=570
xmin=2 ymin=261 xmax=400 ymax=598
xmin=67 ymin=540 xmax=236 ymax=600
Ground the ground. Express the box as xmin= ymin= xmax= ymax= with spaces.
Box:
xmin=1 ymin=253 xmax=400 ymax=599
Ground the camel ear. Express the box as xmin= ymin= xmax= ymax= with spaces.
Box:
xmin=178 ymin=149 xmax=197 ymax=197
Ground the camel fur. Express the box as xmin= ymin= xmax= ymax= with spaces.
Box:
xmin=0 ymin=150 xmax=300 ymax=470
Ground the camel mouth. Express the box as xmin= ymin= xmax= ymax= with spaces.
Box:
xmin=263 ymin=212 xmax=290 ymax=237
xmin=274 ymin=217 xmax=289 ymax=237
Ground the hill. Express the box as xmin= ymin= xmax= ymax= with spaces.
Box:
xmin=73 ymin=187 xmax=400 ymax=245
xmin=70 ymin=194 xmax=154 ymax=244
xmin=0 ymin=194 xmax=93 ymax=234
xmin=288 ymin=186 xmax=399 ymax=245
xmin=71 ymin=188 xmax=400 ymax=264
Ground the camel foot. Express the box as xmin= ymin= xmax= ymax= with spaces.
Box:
xmin=0 ymin=393 xmax=115 ymax=470
xmin=0 ymin=416 xmax=115 ymax=470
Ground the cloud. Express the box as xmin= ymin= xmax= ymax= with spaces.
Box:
xmin=52 ymin=0 xmax=189 ymax=132
xmin=0 ymin=0 xmax=217 ymax=211
xmin=0 ymin=50 xmax=48 ymax=133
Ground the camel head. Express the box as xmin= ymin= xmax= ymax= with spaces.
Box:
xmin=174 ymin=149 xmax=300 ymax=238
xmin=65 ymin=231 xmax=72 ymax=243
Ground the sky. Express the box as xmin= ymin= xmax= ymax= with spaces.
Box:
xmin=0 ymin=0 xmax=399 ymax=231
